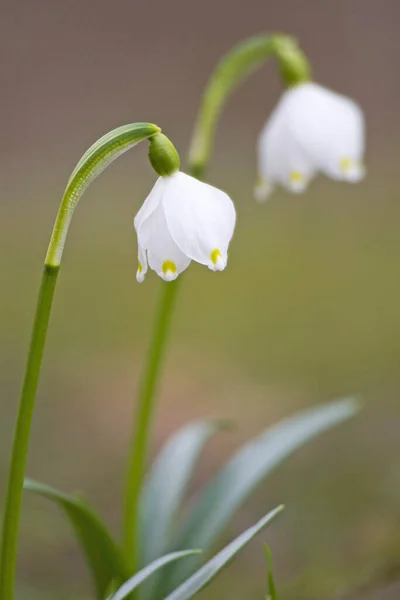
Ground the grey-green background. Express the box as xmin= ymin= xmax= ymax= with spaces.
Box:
xmin=1 ymin=1 xmax=400 ymax=599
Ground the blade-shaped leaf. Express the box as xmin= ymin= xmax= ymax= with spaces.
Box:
xmin=109 ymin=551 xmax=201 ymax=600
xmin=162 ymin=506 xmax=284 ymax=600
xmin=24 ymin=478 xmax=128 ymax=599
xmin=265 ymin=546 xmax=278 ymax=600
xmin=139 ymin=420 xmax=227 ymax=566
xmin=165 ymin=397 xmax=360 ymax=589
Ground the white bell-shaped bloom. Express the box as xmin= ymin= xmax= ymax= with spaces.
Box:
xmin=134 ymin=172 xmax=236 ymax=282
xmin=255 ymin=82 xmax=365 ymax=200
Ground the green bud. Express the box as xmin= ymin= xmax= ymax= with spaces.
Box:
xmin=148 ymin=133 xmax=180 ymax=176
xmin=272 ymin=35 xmax=311 ymax=87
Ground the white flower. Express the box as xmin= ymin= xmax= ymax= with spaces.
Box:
xmin=134 ymin=172 xmax=236 ymax=282
xmin=255 ymin=82 xmax=365 ymax=200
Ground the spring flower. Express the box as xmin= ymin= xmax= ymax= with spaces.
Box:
xmin=134 ymin=172 xmax=236 ymax=282
xmin=255 ymin=82 xmax=365 ymax=200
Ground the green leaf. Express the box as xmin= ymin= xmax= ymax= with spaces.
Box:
xmin=46 ymin=122 xmax=160 ymax=266
xmin=139 ymin=420 xmax=227 ymax=566
xmin=109 ymin=551 xmax=201 ymax=600
xmin=24 ymin=478 xmax=128 ymax=599
xmin=162 ymin=506 xmax=284 ymax=600
xmin=265 ymin=546 xmax=277 ymax=600
xmin=165 ymin=397 xmax=360 ymax=589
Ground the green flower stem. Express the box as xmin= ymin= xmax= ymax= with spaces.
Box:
xmin=0 ymin=265 xmax=58 ymax=600
xmin=189 ymin=33 xmax=310 ymax=178
xmin=0 ymin=123 xmax=159 ymax=600
xmin=123 ymin=33 xmax=312 ymax=577
xmin=124 ymin=278 xmax=181 ymax=568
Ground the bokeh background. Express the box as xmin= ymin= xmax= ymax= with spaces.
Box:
xmin=1 ymin=1 xmax=400 ymax=598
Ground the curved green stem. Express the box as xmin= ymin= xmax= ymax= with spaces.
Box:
xmin=46 ymin=123 xmax=161 ymax=267
xmin=189 ymin=33 xmax=310 ymax=178
xmin=124 ymin=278 xmax=181 ymax=568
xmin=0 ymin=123 xmax=160 ymax=600
xmin=0 ymin=265 xmax=58 ymax=600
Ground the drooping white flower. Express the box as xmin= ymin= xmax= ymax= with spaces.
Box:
xmin=134 ymin=172 xmax=236 ymax=282
xmin=255 ymin=82 xmax=365 ymax=200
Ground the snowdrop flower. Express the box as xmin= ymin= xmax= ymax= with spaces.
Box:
xmin=255 ymin=82 xmax=365 ymax=201
xmin=135 ymin=134 xmax=236 ymax=282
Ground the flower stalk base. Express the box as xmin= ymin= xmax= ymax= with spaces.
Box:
xmin=0 ymin=265 xmax=59 ymax=600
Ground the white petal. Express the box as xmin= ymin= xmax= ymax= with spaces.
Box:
xmin=138 ymin=202 xmax=191 ymax=281
xmin=284 ymin=82 xmax=365 ymax=181
xmin=136 ymin=244 xmax=147 ymax=283
xmin=134 ymin=176 xmax=165 ymax=233
xmin=162 ymin=172 xmax=236 ymax=270
xmin=257 ymin=97 xmax=316 ymax=195
xmin=254 ymin=177 xmax=274 ymax=203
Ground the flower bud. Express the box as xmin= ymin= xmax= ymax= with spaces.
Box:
xmin=148 ymin=133 xmax=180 ymax=177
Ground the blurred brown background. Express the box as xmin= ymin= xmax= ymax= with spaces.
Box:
xmin=1 ymin=1 xmax=400 ymax=599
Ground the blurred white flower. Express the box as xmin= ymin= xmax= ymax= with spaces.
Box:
xmin=134 ymin=172 xmax=236 ymax=282
xmin=255 ymin=82 xmax=365 ymax=201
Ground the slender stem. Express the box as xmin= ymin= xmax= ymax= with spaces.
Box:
xmin=124 ymin=279 xmax=181 ymax=569
xmin=0 ymin=265 xmax=59 ymax=600
xmin=0 ymin=123 xmax=159 ymax=600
